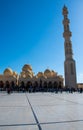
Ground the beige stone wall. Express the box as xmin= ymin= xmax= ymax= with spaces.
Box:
xmin=77 ymin=83 xmax=83 ymax=88
xmin=0 ymin=75 xmax=17 ymax=83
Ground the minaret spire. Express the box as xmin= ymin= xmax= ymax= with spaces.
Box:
xmin=62 ymin=6 xmax=77 ymax=89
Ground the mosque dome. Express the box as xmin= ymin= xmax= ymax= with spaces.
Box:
xmin=25 ymin=73 xmax=32 ymax=78
xmin=20 ymin=71 xmax=26 ymax=78
xmin=13 ymin=71 xmax=17 ymax=77
xmin=25 ymin=69 xmax=33 ymax=74
xmin=58 ymin=75 xmax=63 ymax=79
xmin=37 ymin=72 xmax=44 ymax=78
xmin=22 ymin=64 xmax=32 ymax=71
xmin=21 ymin=64 xmax=34 ymax=78
xmin=44 ymin=69 xmax=52 ymax=77
xmin=20 ymin=70 xmax=33 ymax=78
xmin=4 ymin=68 xmax=13 ymax=76
xmin=51 ymin=70 xmax=57 ymax=77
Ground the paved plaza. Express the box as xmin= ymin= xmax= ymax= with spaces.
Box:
xmin=0 ymin=92 xmax=83 ymax=130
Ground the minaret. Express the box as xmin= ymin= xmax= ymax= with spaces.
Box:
xmin=62 ymin=5 xmax=77 ymax=89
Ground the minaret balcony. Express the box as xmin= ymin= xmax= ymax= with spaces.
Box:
xmin=63 ymin=31 xmax=72 ymax=38
xmin=63 ymin=19 xmax=70 ymax=25
xmin=62 ymin=10 xmax=68 ymax=15
xmin=63 ymin=5 xmax=68 ymax=15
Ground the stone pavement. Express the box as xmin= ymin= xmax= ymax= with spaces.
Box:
xmin=0 ymin=92 xmax=83 ymax=130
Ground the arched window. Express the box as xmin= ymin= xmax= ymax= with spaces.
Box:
xmin=43 ymin=81 xmax=47 ymax=88
xmin=5 ymin=81 xmax=10 ymax=89
xmin=48 ymin=81 xmax=52 ymax=88
xmin=53 ymin=81 xmax=58 ymax=88
xmin=65 ymin=65 xmax=67 ymax=75
xmin=26 ymin=81 xmax=32 ymax=87
xmin=0 ymin=81 xmax=4 ymax=88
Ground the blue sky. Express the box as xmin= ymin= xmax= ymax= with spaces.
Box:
xmin=0 ymin=0 xmax=83 ymax=83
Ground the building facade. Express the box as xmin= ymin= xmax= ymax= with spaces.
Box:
xmin=0 ymin=64 xmax=64 ymax=91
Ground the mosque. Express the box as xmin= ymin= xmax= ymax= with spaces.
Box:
xmin=0 ymin=64 xmax=64 ymax=90
xmin=0 ymin=6 xmax=78 ymax=90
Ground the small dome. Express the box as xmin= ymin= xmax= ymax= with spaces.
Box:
xmin=13 ymin=71 xmax=17 ymax=77
xmin=44 ymin=69 xmax=51 ymax=73
xmin=44 ymin=69 xmax=52 ymax=77
xmin=20 ymin=71 xmax=26 ymax=78
xmin=51 ymin=70 xmax=57 ymax=77
xmin=37 ymin=72 xmax=44 ymax=78
xmin=58 ymin=75 xmax=63 ymax=79
xmin=4 ymin=68 xmax=13 ymax=76
xmin=22 ymin=64 xmax=32 ymax=71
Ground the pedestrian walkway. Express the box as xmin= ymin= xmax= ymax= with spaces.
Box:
xmin=0 ymin=92 xmax=83 ymax=130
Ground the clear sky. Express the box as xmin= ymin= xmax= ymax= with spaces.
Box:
xmin=0 ymin=0 xmax=83 ymax=83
